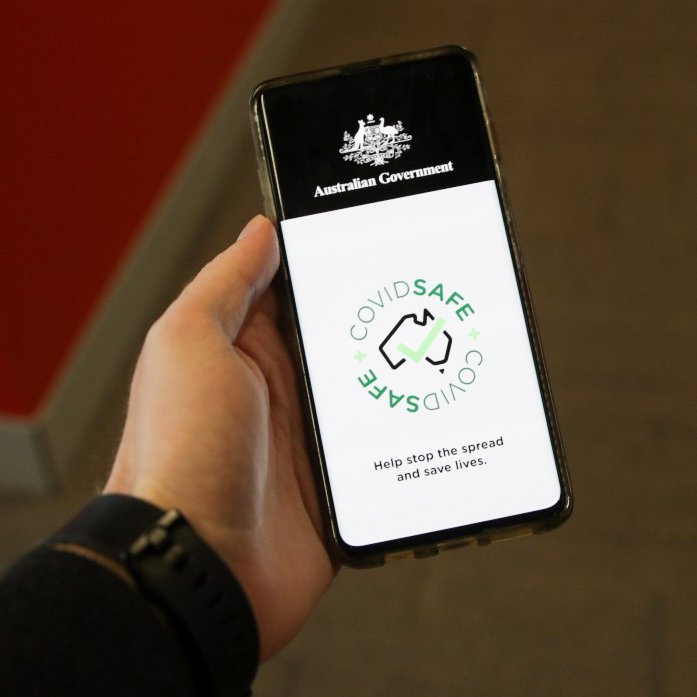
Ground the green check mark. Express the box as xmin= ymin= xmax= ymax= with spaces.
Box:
xmin=397 ymin=317 xmax=446 ymax=363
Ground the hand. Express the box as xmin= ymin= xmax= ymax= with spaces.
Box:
xmin=104 ymin=215 xmax=335 ymax=660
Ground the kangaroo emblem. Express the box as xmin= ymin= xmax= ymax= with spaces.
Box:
xmin=347 ymin=119 xmax=366 ymax=152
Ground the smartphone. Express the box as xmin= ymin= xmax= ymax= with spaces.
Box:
xmin=250 ymin=46 xmax=572 ymax=567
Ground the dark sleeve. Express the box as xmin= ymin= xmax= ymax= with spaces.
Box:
xmin=0 ymin=546 xmax=196 ymax=697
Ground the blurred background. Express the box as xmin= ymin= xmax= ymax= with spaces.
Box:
xmin=2 ymin=1 xmax=696 ymax=695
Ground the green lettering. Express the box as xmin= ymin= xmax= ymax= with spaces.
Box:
xmin=389 ymin=391 xmax=405 ymax=408
xmin=455 ymin=303 xmax=475 ymax=320
xmin=358 ymin=370 xmax=377 ymax=387
xmin=406 ymin=395 xmax=420 ymax=413
xmin=428 ymin=283 xmax=444 ymax=300
xmin=369 ymin=385 xmax=387 ymax=400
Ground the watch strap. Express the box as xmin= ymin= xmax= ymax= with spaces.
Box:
xmin=50 ymin=494 xmax=259 ymax=697
xmin=51 ymin=493 xmax=164 ymax=559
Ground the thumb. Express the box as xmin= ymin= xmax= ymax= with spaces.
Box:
xmin=178 ymin=215 xmax=279 ymax=340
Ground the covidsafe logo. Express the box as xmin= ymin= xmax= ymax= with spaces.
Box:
xmin=340 ymin=113 xmax=412 ymax=166
xmin=349 ymin=278 xmax=484 ymax=414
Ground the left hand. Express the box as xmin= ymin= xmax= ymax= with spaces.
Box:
xmin=105 ymin=215 xmax=336 ymax=660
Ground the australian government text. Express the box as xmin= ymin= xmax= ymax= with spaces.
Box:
xmin=313 ymin=161 xmax=454 ymax=197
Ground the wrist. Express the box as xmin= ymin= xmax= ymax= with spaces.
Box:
xmin=105 ymin=479 xmax=253 ymax=585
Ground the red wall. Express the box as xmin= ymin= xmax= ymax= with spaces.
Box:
xmin=0 ymin=1 xmax=276 ymax=417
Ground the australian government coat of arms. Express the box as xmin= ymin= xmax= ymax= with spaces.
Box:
xmin=339 ymin=114 xmax=412 ymax=166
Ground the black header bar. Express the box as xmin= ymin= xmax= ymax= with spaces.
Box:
xmin=256 ymin=50 xmax=496 ymax=219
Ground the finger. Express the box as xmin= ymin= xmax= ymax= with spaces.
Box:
xmin=178 ymin=215 xmax=280 ymax=340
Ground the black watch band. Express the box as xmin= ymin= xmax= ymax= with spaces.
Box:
xmin=51 ymin=494 xmax=259 ymax=697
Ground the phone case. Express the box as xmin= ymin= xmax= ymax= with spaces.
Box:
xmin=250 ymin=46 xmax=572 ymax=568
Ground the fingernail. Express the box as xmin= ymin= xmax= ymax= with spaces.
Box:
xmin=237 ymin=214 xmax=268 ymax=242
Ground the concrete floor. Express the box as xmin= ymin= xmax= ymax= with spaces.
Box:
xmin=2 ymin=1 xmax=696 ymax=695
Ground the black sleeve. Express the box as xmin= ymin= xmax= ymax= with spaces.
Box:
xmin=0 ymin=546 xmax=197 ymax=697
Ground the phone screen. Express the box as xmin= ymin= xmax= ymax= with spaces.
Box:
xmin=255 ymin=50 xmax=568 ymax=555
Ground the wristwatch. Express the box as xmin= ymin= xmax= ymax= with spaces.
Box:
xmin=50 ymin=494 xmax=259 ymax=697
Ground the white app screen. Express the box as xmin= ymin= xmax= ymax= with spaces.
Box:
xmin=281 ymin=181 xmax=561 ymax=547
